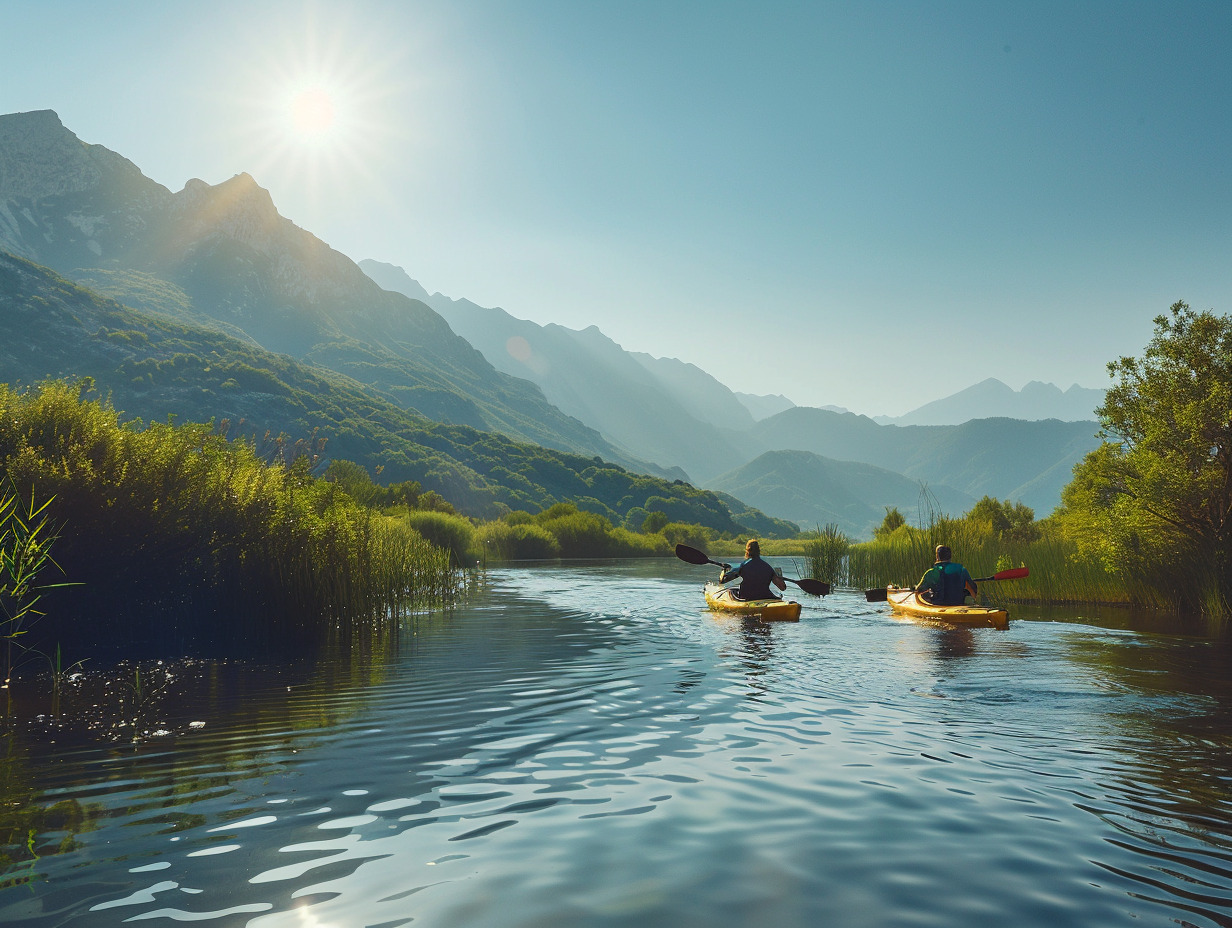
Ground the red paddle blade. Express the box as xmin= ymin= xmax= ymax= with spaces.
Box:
xmin=992 ymin=566 xmax=1029 ymax=581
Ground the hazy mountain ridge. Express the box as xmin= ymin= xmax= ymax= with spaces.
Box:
xmin=0 ymin=250 xmax=774 ymax=534
xmin=359 ymin=262 xmax=1100 ymax=524
xmin=1 ymin=109 xmax=1102 ymax=533
xmin=709 ymin=449 xmax=976 ymax=539
xmin=744 ymin=407 xmax=1099 ymax=521
xmin=360 ymin=259 xmax=753 ymax=481
xmin=733 ymin=392 xmax=797 ymax=421
xmin=877 ymin=377 xmax=1105 ymax=425
xmin=0 ymin=109 xmax=664 ymax=475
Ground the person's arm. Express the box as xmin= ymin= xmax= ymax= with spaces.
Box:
xmin=720 ymin=561 xmax=740 ymax=584
xmin=963 ymin=568 xmax=977 ymax=598
xmin=772 ymin=566 xmax=786 ymax=591
xmin=916 ymin=565 xmax=937 ymax=591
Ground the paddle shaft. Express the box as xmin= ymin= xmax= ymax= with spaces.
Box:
xmin=864 ymin=565 xmax=1028 ymax=602
xmin=674 ymin=544 xmax=830 ymax=596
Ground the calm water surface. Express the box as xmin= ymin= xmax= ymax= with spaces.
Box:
xmin=4 ymin=559 xmax=1232 ymax=927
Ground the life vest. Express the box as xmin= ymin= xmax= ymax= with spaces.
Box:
xmin=925 ymin=562 xmax=970 ymax=606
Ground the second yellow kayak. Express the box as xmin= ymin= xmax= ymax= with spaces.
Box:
xmin=704 ymin=583 xmax=802 ymax=622
xmin=886 ymin=588 xmax=1009 ymax=629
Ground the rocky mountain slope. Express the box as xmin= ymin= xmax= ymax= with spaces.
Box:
xmin=0 ymin=109 xmax=662 ymax=475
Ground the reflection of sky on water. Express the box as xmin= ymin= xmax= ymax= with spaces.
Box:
xmin=3 ymin=559 xmax=1231 ymax=927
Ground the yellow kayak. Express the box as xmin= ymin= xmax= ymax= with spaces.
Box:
xmin=886 ymin=587 xmax=1009 ymax=630
xmin=704 ymin=583 xmax=802 ymax=622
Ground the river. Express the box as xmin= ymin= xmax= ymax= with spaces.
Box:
xmin=3 ymin=558 xmax=1232 ymax=927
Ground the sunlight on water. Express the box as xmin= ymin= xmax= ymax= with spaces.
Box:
xmin=3 ymin=559 xmax=1232 ymax=927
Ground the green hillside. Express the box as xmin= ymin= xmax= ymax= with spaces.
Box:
xmin=0 ymin=252 xmax=777 ymax=535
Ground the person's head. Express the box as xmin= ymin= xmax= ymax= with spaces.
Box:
xmin=745 ymin=539 xmax=761 ymax=558
xmin=935 ymin=544 xmax=951 ymax=562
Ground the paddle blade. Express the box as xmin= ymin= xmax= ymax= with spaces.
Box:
xmin=993 ymin=566 xmax=1029 ymax=581
xmin=865 ymin=588 xmax=889 ymax=603
xmin=674 ymin=544 xmax=711 ymax=566
xmin=793 ymin=578 xmax=830 ymax=596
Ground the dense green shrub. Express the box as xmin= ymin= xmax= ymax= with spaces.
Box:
xmin=476 ymin=521 xmax=561 ymax=560
xmin=399 ymin=510 xmax=478 ymax=566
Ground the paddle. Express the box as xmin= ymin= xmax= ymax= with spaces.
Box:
xmin=864 ymin=566 xmax=1030 ymax=602
xmin=674 ymin=544 xmax=831 ymax=596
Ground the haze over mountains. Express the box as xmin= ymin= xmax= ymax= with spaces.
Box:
xmin=875 ymin=378 xmax=1106 ymax=425
xmin=0 ymin=109 xmax=1104 ymax=538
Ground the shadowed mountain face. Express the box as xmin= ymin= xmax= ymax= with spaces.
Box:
xmin=0 ymin=109 xmax=661 ymax=474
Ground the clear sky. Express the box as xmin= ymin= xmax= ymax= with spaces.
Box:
xmin=4 ymin=0 xmax=1230 ymax=416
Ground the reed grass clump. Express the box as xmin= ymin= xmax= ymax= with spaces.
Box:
xmin=805 ymin=524 xmax=850 ymax=587
xmin=843 ymin=513 xmax=1127 ymax=606
xmin=0 ymin=381 xmax=461 ymax=658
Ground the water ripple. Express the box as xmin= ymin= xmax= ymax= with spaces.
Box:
xmin=6 ymin=562 xmax=1232 ymax=928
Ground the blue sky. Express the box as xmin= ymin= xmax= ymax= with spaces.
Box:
xmin=4 ymin=0 xmax=1230 ymax=415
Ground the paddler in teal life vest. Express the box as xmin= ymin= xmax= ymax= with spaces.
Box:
xmin=916 ymin=545 xmax=977 ymax=606
xmin=720 ymin=539 xmax=787 ymax=601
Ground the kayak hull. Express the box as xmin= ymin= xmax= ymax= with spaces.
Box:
xmin=705 ymin=583 xmax=801 ymax=622
xmin=886 ymin=588 xmax=1009 ymax=629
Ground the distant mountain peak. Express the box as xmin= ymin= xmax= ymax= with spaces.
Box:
xmin=174 ymin=172 xmax=279 ymax=229
xmin=876 ymin=378 xmax=1103 ymax=426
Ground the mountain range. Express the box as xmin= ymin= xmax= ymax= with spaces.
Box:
xmin=0 ymin=109 xmax=1104 ymax=538
xmin=359 ymin=261 xmax=1101 ymax=534
xmin=0 ymin=110 xmax=661 ymax=475
xmin=876 ymin=378 xmax=1106 ymax=425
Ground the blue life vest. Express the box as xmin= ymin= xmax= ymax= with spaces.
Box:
xmin=921 ymin=562 xmax=971 ymax=606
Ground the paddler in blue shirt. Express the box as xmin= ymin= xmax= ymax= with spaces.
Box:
xmin=720 ymin=539 xmax=787 ymax=601
xmin=916 ymin=545 xmax=976 ymax=606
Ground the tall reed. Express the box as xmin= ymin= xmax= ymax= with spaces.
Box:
xmin=805 ymin=524 xmax=850 ymax=587
xmin=0 ymin=381 xmax=462 ymax=658
xmin=844 ymin=517 xmax=1128 ymax=606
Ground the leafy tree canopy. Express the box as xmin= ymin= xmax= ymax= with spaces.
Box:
xmin=1058 ymin=301 xmax=1232 ymax=613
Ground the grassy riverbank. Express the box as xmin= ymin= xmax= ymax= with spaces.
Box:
xmin=0 ymin=382 xmax=460 ymax=664
xmin=842 ymin=520 xmax=1128 ymax=607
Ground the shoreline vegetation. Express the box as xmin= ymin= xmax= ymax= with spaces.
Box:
xmin=2 ymin=299 xmax=1229 ymax=670
xmin=0 ymin=381 xmax=459 ymax=669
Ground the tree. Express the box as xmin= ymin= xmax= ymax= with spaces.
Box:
xmin=1059 ymin=301 xmax=1232 ymax=612
xmin=965 ymin=496 xmax=1038 ymax=543
xmin=874 ymin=507 xmax=906 ymax=539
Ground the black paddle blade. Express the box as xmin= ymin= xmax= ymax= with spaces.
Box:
xmin=865 ymin=588 xmax=890 ymax=603
xmin=793 ymin=578 xmax=830 ymax=596
xmin=674 ymin=544 xmax=711 ymax=566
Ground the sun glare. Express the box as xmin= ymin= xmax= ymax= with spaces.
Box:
xmin=289 ymin=87 xmax=336 ymax=136
xmin=226 ymin=7 xmax=419 ymax=209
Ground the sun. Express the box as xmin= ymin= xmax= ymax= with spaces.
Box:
xmin=226 ymin=9 xmax=415 ymax=206
xmin=288 ymin=87 xmax=336 ymax=137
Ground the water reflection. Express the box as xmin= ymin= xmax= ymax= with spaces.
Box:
xmin=3 ymin=561 xmax=1232 ymax=928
